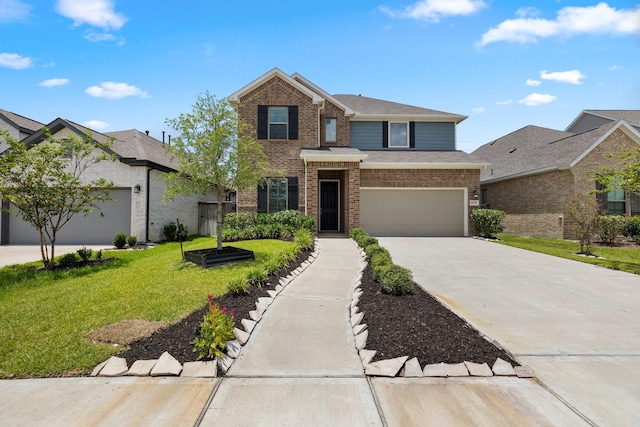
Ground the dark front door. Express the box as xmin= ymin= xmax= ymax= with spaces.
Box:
xmin=320 ymin=181 xmax=339 ymax=231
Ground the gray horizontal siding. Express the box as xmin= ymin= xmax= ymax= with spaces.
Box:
xmin=414 ymin=122 xmax=455 ymax=150
xmin=350 ymin=122 xmax=383 ymax=150
xmin=350 ymin=121 xmax=455 ymax=150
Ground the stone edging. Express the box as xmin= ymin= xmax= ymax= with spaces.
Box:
xmin=90 ymin=239 xmax=322 ymax=379
xmin=348 ymin=238 xmax=535 ymax=379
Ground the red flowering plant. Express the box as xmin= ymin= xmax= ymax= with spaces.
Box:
xmin=192 ymin=294 xmax=236 ymax=360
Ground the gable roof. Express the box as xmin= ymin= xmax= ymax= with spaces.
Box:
xmin=566 ymin=109 xmax=640 ymax=132
xmin=333 ymin=94 xmax=467 ymax=123
xmin=228 ymin=68 xmax=324 ymax=105
xmin=0 ymin=108 xmax=45 ymax=136
xmin=474 ymin=121 xmax=640 ymax=184
xmin=291 ymin=73 xmax=355 ymax=116
xmin=22 ymin=118 xmax=176 ymax=172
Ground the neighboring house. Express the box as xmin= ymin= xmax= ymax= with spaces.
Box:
xmin=472 ymin=111 xmax=640 ymax=239
xmin=0 ymin=114 xmax=231 ymax=245
xmin=229 ymin=68 xmax=487 ymax=237
xmin=0 ymin=108 xmax=44 ymax=152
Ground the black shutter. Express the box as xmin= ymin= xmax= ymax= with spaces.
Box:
xmin=595 ymin=181 xmax=607 ymax=212
xmin=257 ymin=105 xmax=268 ymax=140
xmin=287 ymin=177 xmax=298 ymax=211
xmin=288 ymin=106 xmax=298 ymax=140
xmin=257 ymin=182 xmax=268 ymax=213
xmin=382 ymin=121 xmax=388 ymax=148
xmin=409 ymin=122 xmax=416 ymax=148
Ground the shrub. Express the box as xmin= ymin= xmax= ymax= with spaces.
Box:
xmin=228 ymin=276 xmax=250 ymax=295
xmin=222 ymin=210 xmax=314 ymax=242
xmin=349 ymin=227 xmax=366 ymax=240
xmin=373 ymin=262 xmax=392 ymax=282
xmin=263 ymin=256 xmax=282 ymax=276
xmin=469 ymin=209 xmax=505 ymax=238
xmin=58 ymin=252 xmax=78 ymax=268
xmin=127 ymin=235 xmax=137 ymax=247
xmin=380 ymin=265 xmax=414 ymax=296
xmin=192 ymin=295 xmax=236 ymax=360
xmin=623 ymin=217 xmax=640 ymax=239
xmin=594 ymin=215 xmax=626 ymax=245
xmin=246 ymin=266 xmax=268 ymax=287
xmin=294 ymin=228 xmax=314 ymax=251
xmin=364 ymin=243 xmax=389 ymax=260
xmin=113 ymin=232 xmax=127 ymax=249
xmin=76 ymin=247 xmax=92 ymax=261
xmin=356 ymin=235 xmax=378 ymax=249
xmin=96 ymin=249 xmax=102 ymax=260
xmin=163 ymin=222 xmax=188 ymax=241
xmin=566 ymin=197 xmax=601 ymax=254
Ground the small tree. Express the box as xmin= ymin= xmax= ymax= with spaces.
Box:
xmin=566 ymin=196 xmax=602 ymax=254
xmin=590 ymin=147 xmax=640 ymax=213
xmin=164 ymin=92 xmax=276 ymax=250
xmin=0 ymin=129 xmax=115 ymax=268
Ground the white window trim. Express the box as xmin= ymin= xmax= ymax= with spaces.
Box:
xmin=268 ymin=107 xmax=288 ymax=140
xmin=389 ymin=122 xmax=409 ymax=148
xmin=325 ymin=118 xmax=337 ymax=142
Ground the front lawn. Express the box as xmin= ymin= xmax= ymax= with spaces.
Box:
xmin=0 ymin=237 xmax=295 ymax=378
xmin=497 ymin=234 xmax=640 ymax=275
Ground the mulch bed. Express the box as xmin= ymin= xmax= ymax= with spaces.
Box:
xmin=118 ymin=244 xmax=517 ymax=371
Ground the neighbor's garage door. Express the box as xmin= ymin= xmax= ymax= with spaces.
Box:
xmin=360 ymin=189 xmax=465 ymax=237
xmin=8 ymin=188 xmax=132 ymax=244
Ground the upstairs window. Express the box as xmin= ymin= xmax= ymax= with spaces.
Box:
xmin=389 ymin=123 xmax=408 ymax=147
xmin=325 ymin=118 xmax=337 ymax=142
xmin=269 ymin=107 xmax=288 ymax=140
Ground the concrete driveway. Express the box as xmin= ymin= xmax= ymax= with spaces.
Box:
xmin=381 ymin=237 xmax=640 ymax=427
xmin=0 ymin=244 xmax=112 ymax=268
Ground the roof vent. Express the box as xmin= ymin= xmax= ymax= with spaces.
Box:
xmin=509 ymin=148 xmax=517 ymax=153
xmin=145 ymin=130 xmax=149 ymax=136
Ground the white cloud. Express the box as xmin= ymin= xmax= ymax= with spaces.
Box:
xmin=496 ymin=100 xmax=513 ymax=106
xmin=83 ymin=120 xmax=110 ymax=130
xmin=472 ymin=107 xmax=485 ymax=113
xmin=0 ymin=0 xmax=31 ymax=22
xmin=480 ymin=2 xmax=640 ymax=46
xmin=526 ymin=79 xmax=541 ymax=86
xmin=85 ymin=81 xmax=148 ymax=99
xmin=84 ymin=30 xmax=116 ymax=42
xmin=55 ymin=0 xmax=127 ymax=31
xmin=39 ymin=78 xmax=70 ymax=88
xmin=609 ymin=65 xmax=620 ymax=71
xmin=380 ymin=0 xmax=486 ymax=22
xmin=518 ymin=93 xmax=557 ymax=106
xmin=0 ymin=52 xmax=32 ymax=69
xmin=540 ymin=69 xmax=586 ymax=84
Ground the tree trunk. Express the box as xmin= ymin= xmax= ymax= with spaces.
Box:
xmin=216 ymin=189 xmax=225 ymax=250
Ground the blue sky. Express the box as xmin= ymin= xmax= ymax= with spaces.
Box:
xmin=1 ymin=0 xmax=638 ymax=152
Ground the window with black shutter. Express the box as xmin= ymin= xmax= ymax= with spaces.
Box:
xmin=256 ymin=106 xmax=298 ymax=140
xmin=258 ymin=177 xmax=299 ymax=213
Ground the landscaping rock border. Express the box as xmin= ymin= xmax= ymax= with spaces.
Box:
xmin=91 ymin=239 xmax=322 ymax=378
xmin=348 ymin=238 xmax=534 ymax=379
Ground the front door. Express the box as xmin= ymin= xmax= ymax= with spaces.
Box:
xmin=320 ymin=181 xmax=340 ymax=232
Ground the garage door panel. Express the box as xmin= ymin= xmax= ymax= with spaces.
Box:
xmin=8 ymin=189 xmax=131 ymax=244
xmin=360 ymin=189 xmax=464 ymax=237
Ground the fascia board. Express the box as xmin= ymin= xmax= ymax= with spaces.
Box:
xmin=361 ymin=162 xmax=489 ymax=170
xmin=480 ymin=165 xmax=564 ymax=185
xmin=290 ymin=73 xmax=355 ymax=116
xmin=570 ymin=120 xmax=640 ymax=168
xmin=300 ymin=152 xmax=368 ymax=163
xmin=228 ymin=67 xmax=323 ymax=104
xmin=350 ymin=114 xmax=467 ymax=123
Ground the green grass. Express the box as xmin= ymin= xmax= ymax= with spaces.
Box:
xmin=0 ymin=237 xmax=295 ymax=378
xmin=497 ymin=234 xmax=640 ymax=275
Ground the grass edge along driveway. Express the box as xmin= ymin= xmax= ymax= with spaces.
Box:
xmin=497 ymin=234 xmax=640 ymax=275
xmin=0 ymin=238 xmax=295 ymax=378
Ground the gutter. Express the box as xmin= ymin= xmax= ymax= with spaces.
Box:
xmin=481 ymin=164 xmax=567 ymax=185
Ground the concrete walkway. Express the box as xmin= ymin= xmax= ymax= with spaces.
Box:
xmin=0 ymin=238 xmax=589 ymax=426
xmin=381 ymin=237 xmax=640 ymax=427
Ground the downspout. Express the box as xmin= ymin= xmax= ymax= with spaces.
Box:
xmin=145 ymin=167 xmax=151 ymax=242
xmin=303 ymin=157 xmax=308 ymax=215
xmin=317 ymin=100 xmax=325 ymax=148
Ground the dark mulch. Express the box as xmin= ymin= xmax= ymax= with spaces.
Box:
xmin=118 ymin=245 xmax=517 ymax=371
xmin=358 ymin=266 xmax=518 ymax=366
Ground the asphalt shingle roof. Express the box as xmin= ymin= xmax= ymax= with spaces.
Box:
xmin=362 ymin=150 xmax=488 ymax=166
xmin=472 ymin=123 xmax=619 ymax=182
xmin=583 ymin=110 xmax=640 ymax=125
xmin=332 ymin=94 xmax=464 ymax=120
xmin=0 ymin=109 xmax=45 ymax=134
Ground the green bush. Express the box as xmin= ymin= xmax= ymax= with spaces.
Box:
xmin=594 ymin=215 xmax=626 ymax=245
xmin=192 ymin=296 xmax=236 ymax=360
xmin=58 ymin=252 xmax=78 ymax=268
xmin=263 ymin=256 xmax=283 ymax=276
xmin=76 ymin=247 xmax=92 ymax=261
xmin=380 ymin=265 xmax=414 ymax=296
xmin=623 ymin=217 xmax=640 ymax=238
xmin=373 ymin=262 xmax=392 ymax=282
xmin=113 ymin=232 xmax=127 ymax=249
xmin=364 ymin=244 xmax=389 ymax=260
xmin=246 ymin=266 xmax=268 ymax=287
xmin=349 ymin=227 xmax=366 ymax=240
xmin=356 ymin=235 xmax=378 ymax=249
xmin=228 ymin=276 xmax=250 ymax=295
xmin=294 ymin=228 xmax=314 ymax=251
xmin=127 ymin=235 xmax=137 ymax=247
xmin=163 ymin=222 xmax=188 ymax=241
xmin=222 ymin=210 xmax=315 ymax=242
xmin=96 ymin=249 xmax=102 ymax=260
xmin=469 ymin=209 xmax=505 ymax=238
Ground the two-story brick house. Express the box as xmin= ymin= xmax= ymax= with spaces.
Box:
xmin=229 ymin=68 xmax=488 ymax=236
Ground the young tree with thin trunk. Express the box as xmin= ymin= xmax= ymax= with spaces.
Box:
xmin=0 ymin=129 xmax=115 ymax=268
xmin=164 ymin=92 xmax=275 ymax=250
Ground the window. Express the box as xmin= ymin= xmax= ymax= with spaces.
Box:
xmin=607 ymin=185 xmax=626 ymax=215
xmin=389 ymin=122 xmax=409 ymax=147
xmin=268 ymin=107 xmax=288 ymax=140
xmin=481 ymin=189 xmax=488 ymax=206
xmin=325 ymin=118 xmax=336 ymax=142
xmin=268 ymin=178 xmax=287 ymax=213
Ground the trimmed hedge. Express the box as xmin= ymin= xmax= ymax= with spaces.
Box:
xmin=469 ymin=209 xmax=505 ymax=238
xmin=223 ymin=210 xmax=314 ymax=242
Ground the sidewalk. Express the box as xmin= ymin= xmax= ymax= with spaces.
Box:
xmin=0 ymin=238 xmax=589 ymax=426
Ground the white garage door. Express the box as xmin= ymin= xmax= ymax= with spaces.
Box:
xmin=8 ymin=188 xmax=132 ymax=244
xmin=360 ymin=189 xmax=465 ymax=237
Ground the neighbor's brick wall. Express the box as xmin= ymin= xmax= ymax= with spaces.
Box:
xmin=237 ymin=76 xmax=319 ymax=213
xmin=360 ymin=168 xmax=481 ymax=233
xmin=320 ymin=100 xmax=350 ymax=147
